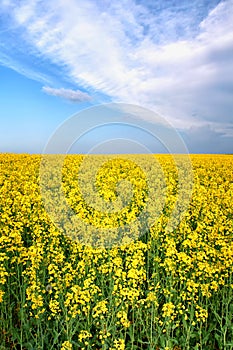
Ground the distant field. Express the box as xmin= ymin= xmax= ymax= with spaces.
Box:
xmin=0 ymin=154 xmax=232 ymax=349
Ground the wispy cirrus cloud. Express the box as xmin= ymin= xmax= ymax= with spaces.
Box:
xmin=42 ymin=86 xmax=92 ymax=102
xmin=0 ymin=0 xmax=233 ymax=141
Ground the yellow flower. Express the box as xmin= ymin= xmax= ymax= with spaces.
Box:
xmin=78 ymin=330 xmax=92 ymax=343
xmin=92 ymin=300 xmax=108 ymax=318
xmin=110 ymin=339 xmax=125 ymax=350
xmin=162 ymin=302 xmax=175 ymax=318
xmin=116 ymin=310 xmax=130 ymax=328
xmin=0 ymin=289 xmax=4 ymax=303
xmin=61 ymin=340 xmax=72 ymax=350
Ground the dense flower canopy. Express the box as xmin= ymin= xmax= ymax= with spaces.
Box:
xmin=0 ymin=154 xmax=232 ymax=349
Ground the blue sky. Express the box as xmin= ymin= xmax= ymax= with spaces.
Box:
xmin=0 ymin=0 xmax=233 ymax=153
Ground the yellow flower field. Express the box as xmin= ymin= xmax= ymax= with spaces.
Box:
xmin=0 ymin=154 xmax=232 ymax=349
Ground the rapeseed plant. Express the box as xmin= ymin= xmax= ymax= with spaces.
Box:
xmin=0 ymin=154 xmax=232 ymax=349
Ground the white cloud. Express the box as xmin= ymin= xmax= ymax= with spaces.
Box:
xmin=42 ymin=86 xmax=92 ymax=102
xmin=13 ymin=1 xmax=38 ymax=25
xmin=1 ymin=0 xmax=233 ymax=132
xmin=183 ymin=124 xmax=233 ymax=153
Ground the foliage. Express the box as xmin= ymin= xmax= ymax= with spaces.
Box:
xmin=0 ymin=154 xmax=232 ymax=349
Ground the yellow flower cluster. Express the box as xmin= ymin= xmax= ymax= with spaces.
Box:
xmin=110 ymin=338 xmax=125 ymax=350
xmin=61 ymin=340 xmax=73 ymax=350
xmin=0 ymin=153 xmax=232 ymax=349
